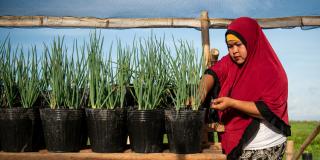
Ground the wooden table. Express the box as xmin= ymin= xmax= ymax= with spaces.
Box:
xmin=0 ymin=143 xmax=226 ymax=160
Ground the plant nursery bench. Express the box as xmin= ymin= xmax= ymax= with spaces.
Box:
xmin=0 ymin=143 xmax=226 ymax=160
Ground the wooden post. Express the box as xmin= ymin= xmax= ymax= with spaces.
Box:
xmin=200 ymin=11 xmax=211 ymax=68
xmin=210 ymin=48 xmax=219 ymax=66
xmin=286 ymin=140 xmax=294 ymax=160
xmin=200 ymin=11 xmax=211 ymax=147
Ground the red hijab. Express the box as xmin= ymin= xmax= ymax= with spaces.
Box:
xmin=209 ymin=17 xmax=289 ymax=156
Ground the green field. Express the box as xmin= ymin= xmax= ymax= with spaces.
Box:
xmin=289 ymin=121 xmax=320 ymax=159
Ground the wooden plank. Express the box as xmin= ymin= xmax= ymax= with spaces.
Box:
xmin=0 ymin=143 xmax=226 ymax=160
xmin=0 ymin=16 xmax=200 ymax=28
xmin=302 ymin=16 xmax=320 ymax=26
xmin=208 ymin=18 xmax=232 ymax=28
xmin=1 ymin=16 xmax=320 ymax=29
xmin=256 ymin=17 xmax=302 ymax=29
xmin=0 ymin=152 xmax=226 ymax=160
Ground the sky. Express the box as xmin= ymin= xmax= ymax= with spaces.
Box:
xmin=1 ymin=0 xmax=319 ymax=18
xmin=0 ymin=27 xmax=319 ymax=120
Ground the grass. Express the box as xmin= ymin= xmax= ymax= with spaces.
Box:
xmin=115 ymin=40 xmax=133 ymax=108
xmin=289 ymin=121 xmax=320 ymax=159
xmin=45 ymin=37 xmax=68 ymax=109
xmin=64 ymin=40 xmax=87 ymax=109
xmin=17 ymin=47 xmax=40 ymax=108
xmin=168 ymin=39 xmax=203 ymax=110
xmin=131 ymin=37 xmax=167 ymax=110
xmin=87 ymin=31 xmax=106 ymax=109
xmin=0 ymin=38 xmax=19 ymax=108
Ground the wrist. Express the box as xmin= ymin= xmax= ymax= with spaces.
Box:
xmin=230 ymin=98 xmax=238 ymax=108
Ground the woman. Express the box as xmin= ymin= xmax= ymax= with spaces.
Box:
xmin=201 ymin=17 xmax=291 ymax=159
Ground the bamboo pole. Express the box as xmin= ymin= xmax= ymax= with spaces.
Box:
xmin=303 ymin=16 xmax=320 ymax=26
xmin=286 ymin=140 xmax=294 ymax=160
xmin=200 ymin=11 xmax=211 ymax=68
xmin=210 ymin=48 xmax=219 ymax=66
xmin=200 ymin=11 xmax=211 ymax=148
xmin=0 ymin=16 xmax=320 ymax=29
xmin=292 ymin=122 xmax=320 ymax=160
xmin=0 ymin=16 xmax=200 ymax=28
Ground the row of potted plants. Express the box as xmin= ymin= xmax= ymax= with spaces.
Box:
xmin=0 ymin=37 xmax=45 ymax=152
xmin=0 ymin=32 xmax=205 ymax=154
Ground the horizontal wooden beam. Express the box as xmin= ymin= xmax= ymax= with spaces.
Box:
xmin=0 ymin=143 xmax=226 ymax=160
xmin=0 ymin=16 xmax=319 ymax=29
xmin=0 ymin=16 xmax=200 ymax=28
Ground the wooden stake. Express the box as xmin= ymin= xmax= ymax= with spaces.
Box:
xmin=200 ymin=11 xmax=211 ymax=68
xmin=210 ymin=48 xmax=219 ymax=66
xmin=286 ymin=140 xmax=294 ymax=160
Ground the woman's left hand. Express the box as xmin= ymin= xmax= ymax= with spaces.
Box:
xmin=210 ymin=97 xmax=235 ymax=110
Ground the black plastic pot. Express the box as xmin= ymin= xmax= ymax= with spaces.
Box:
xmin=165 ymin=108 xmax=205 ymax=154
xmin=40 ymin=108 xmax=85 ymax=152
xmin=0 ymin=108 xmax=32 ymax=152
xmin=128 ymin=109 xmax=164 ymax=153
xmin=302 ymin=152 xmax=313 ymax=160
xmin=85 ymin=108 xmax=127 ymax=153
xmin=28 ymin=108 xmax=46 ymax=151
xmin=80 ymin=108 xmax=89 ymax=149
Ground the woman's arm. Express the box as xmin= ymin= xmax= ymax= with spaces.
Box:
xmin=211 ymin=97 xmax=263 ymax=119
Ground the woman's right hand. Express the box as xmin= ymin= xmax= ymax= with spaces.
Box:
xmin=210 ymin=97 xmax=235 ymax=110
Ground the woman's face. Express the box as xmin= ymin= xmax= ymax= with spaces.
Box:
xmin=227 ymin=40 xmax=247 ymax=65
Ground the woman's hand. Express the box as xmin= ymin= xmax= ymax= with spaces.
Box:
xmin=211 ymin=97 xmax=263 ymax=119
xmin=210 ymin=97 xmax=235 ymax=110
